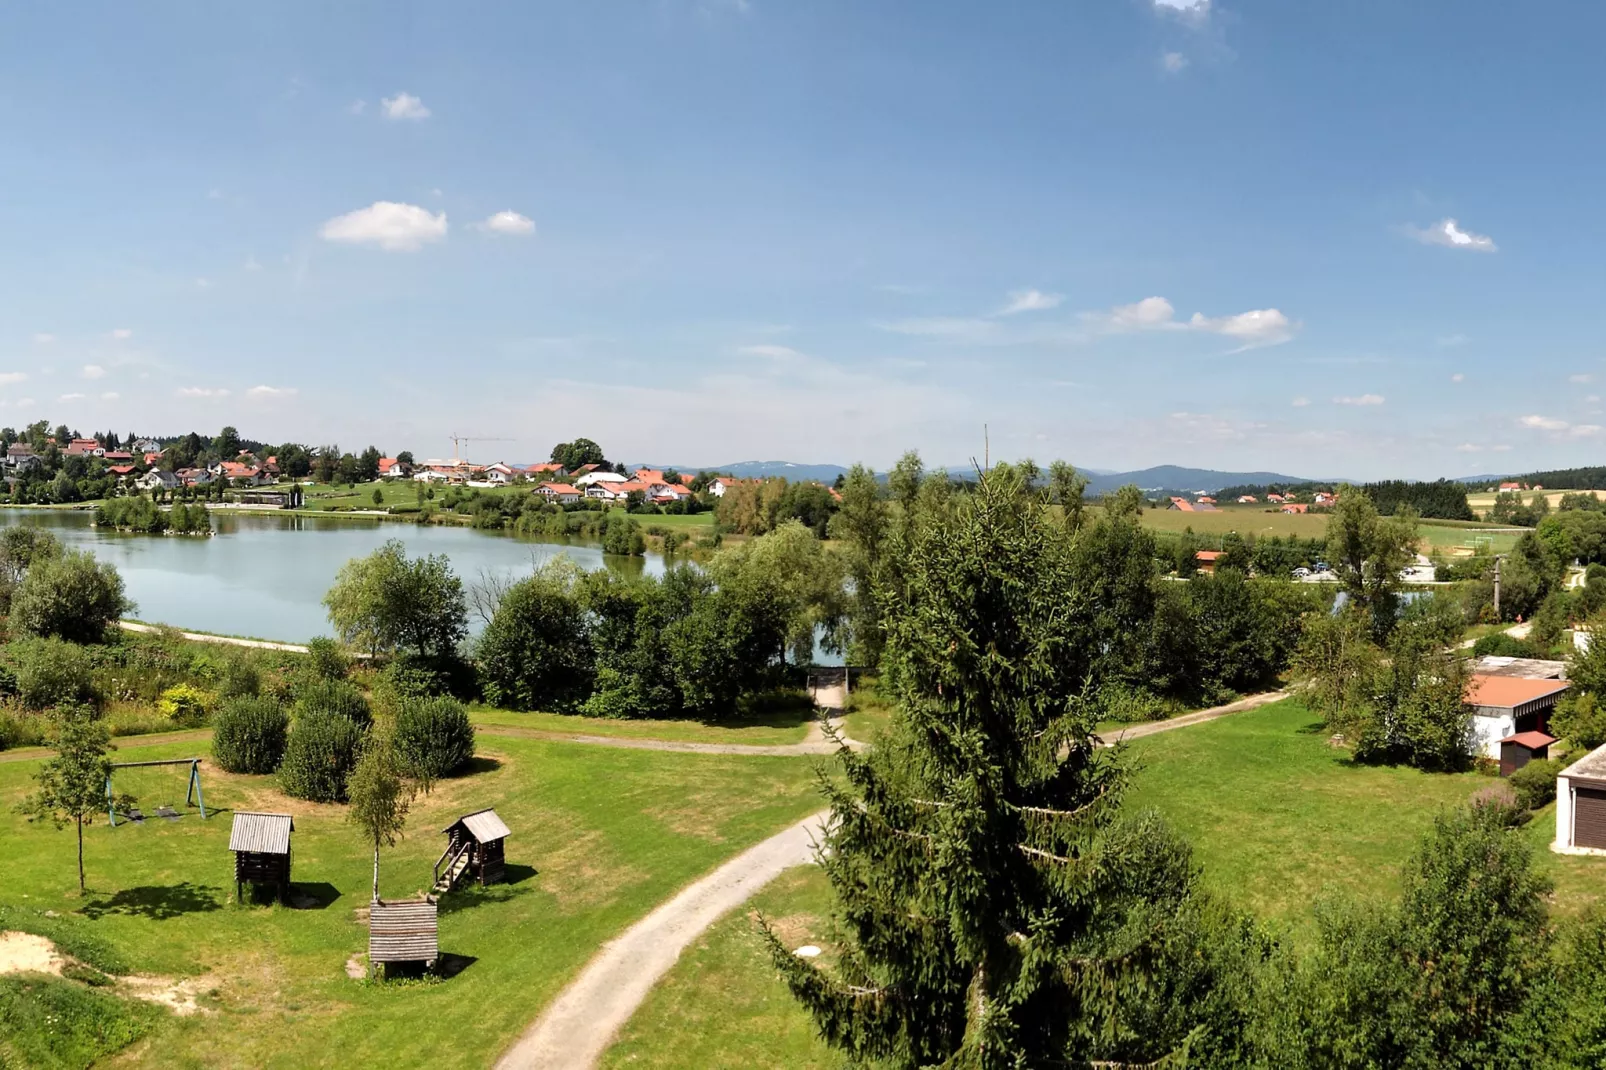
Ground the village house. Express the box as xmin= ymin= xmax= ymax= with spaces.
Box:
xmin=1266 ymin=493 xmax=1286 ymax=503
xmin=1237 ymin=495 xmax=1258 ymax=504
xmin=1281 ymin=503 xmax=1309 ymax=514
xmin=1465 ymin=668 xmax=1569 ymax=760
xmin=138 ymin=469 xmax=180 ymax=491
xmin=481 ymin=462 xmax=520 ymax=485
xmin=575 ymin=470 xmax=627 ymax=488
xmin=176 ymin=467 xmax=213 ymax=487
xmin=1168 ymin=497 xmax=1219 ymax=513
xmin=5 ymin=443 xmax=41 ymax=473
xmin=134 ymin=438 xmax=161 ymax=453
xmin=215 ymin=461 xmax=265 ymax=485
xmin=584 ymin=482 xmax=629 ymax=502
xmin=705 ymin=477 xmax=729 ymax=497
xmin=107 ymin=464 xmax=136 ymax=477
xmin=64 ymin=437 xmax=105 ymax=457
xmin=377 ymin=457 xmax=412 ymax=479
xmin=523 ymin=462 xmax=564 ymax=478
xmin=102 ymin=450 xmax=133 ymax=464
xmin=535 ymin=482 xmax=582 ymax=503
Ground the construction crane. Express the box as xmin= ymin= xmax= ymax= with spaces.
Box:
xmin=449 ymin=434 xmax=513 ymax=467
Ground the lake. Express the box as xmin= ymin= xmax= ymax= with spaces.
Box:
xmin=0 ymin=509 xmax=664 ymax=644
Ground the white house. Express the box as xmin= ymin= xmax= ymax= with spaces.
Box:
xmin=574 ymin=470 xmax=628 ymax=488
xmin=483 ymin=462 xmax=518 ymax=485
xmin=1465 ymin=672 xmax=1569 ymax=759
xmin=138 ymin=469 xmax=180 ymax=490
xmin=585 ymin=483 xmax=629 ymax=501
xmin=535 ymin=482 xmax=582 ymax=503
xmin=706 ymin=477 xmax=729 ymax=497
xmin=1556 ymin=742 xmax=1606 ymax=855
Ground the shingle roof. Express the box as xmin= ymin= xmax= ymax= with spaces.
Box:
xmin=369 ymin=899 xmax=439 ymax=963
xmin=1465 ymin=674 xmax=1570 ymax=709
xmin=1500 ymin=730 xmax=1557 ymax=749
xmin=229 ymin=812 xmax=293 ymax=854
xmin=444 ymin=808 xmax=511 ymax=843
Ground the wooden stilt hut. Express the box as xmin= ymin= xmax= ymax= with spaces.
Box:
xmin=368 ymin=899 xmax=439 ymax=977
xmin=229 ymin=812 xmax=293 ymax=903
xmin=434 ymin=808 xmax=510 ymax=894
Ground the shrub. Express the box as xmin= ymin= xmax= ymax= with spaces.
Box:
xmin=1095 ymin=684 xmax=1176 ymax=724
xmin=218 ymin=657 xmax=261 ymax=700
xmin=1472 ymin=632 xmax=1533 ymax=659
xmin=1553 ymin=692 xmax=1606 ymax=751
xmin=211 ymin=696 xmax=289 ymax=774
xmin=476 ymin=566 xmax=593 ymax=711
xmin=157 ymin=683 xmax=216 ymax=727
xmin=386 ymin=651 xmax=477 ymax=701
xmin=1509 ymin=758 xmax=1563 ymax=811
xmin=0 ymin=710 xmax=48 ymax=751
xmin=293 ymin=678 xmax=371 ymax=728
xmin=392 ymin=696 xmax=476 ymax=786
xmin=9 ymin=549 xmax=131 ymax=643
xmin=305 ymin=637 xmax=348 ymax=681
xmin=277 ymin=711 xmax=366 ymax=802
xmin=9 ymin=637 xmax=97 ymax=710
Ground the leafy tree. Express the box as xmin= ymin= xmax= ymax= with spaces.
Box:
xmin=17 ymin=704 xmax=124 ymax=892
xmin=599 ymin=512 xmax=645 ymax=556
xmin=0 ymin=526 xmax=61 ymax=613
xmin=211 ymin=696 xmax=290 ymax=774
xmin=213 ymin=426 xmax=241 ymax=457
xmin=476 ymin=559 xmax=594 ymax=711
xmin=311 ymin=445 xmax=340 ymax=483
xmin=346 ymin=730 xmax=411 ymax=901
xmin=293 ymin=678 xmax=371 ymax=728
xmin=372 ymin=488 xmax=384 ymax=506
xmin=714 ymin=476 xmax=788 ymax=535
xmin=357 ymin=445 xmax=382 ymax=484
xmin=712 ymin=520 xmax=847 ymax=665
xmin=278 ymin=711 xmax=365 ymax=802
xmin=323 ymin=539 xmax=468 ymax=658
xmin=766 ymin=465 xmax=1239 ymax=1066
xmin=1324 ymin=487 xmax=1417 ymax=635
xmin=305 ymin=636 xmax=349 ymax=680
xmin=395 ymin=450 xmax=414 ymax=466
xmin=1047 ymin=459 xmax=1089 ymax=532
xmin=1554 ymin=691 xmax=1606 ymax=751
xmin=11 ymin=549 xmax=129 ymax=644
xmin=549 ymin=437 xmax=605 ymax=471
xmin=826 ymin=464 xmax=889 ymax=665
xmin=775 ymin=481 xmax=837 ymax=537
xmin=276 ymin=443 xmax=312 ymax=478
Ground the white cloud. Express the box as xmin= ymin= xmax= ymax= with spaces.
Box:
xmin=111 ymin=328 xmax=133 ymax=340
xmin=347 ymin=99 xmax=367 ymax=115
xmin=1455 ymin=443 xmax=1482 ymax=452
xmin=195 ymin=277 xmax=211 ymax=288
xmin=81 ymin=364 xmax=107 ymax=380
xmin=1333 ymin=394 xmax=1386 ymax=406
xmin=1101 ymin=296 xmax=1178 ymax=329
xmin=244 ymin=255 xmax=261 ymax=271
xmin=1154 ymin=0 xmax=1209 ymax=14
xmin=247 ymin=385 xmax=297 ymax=398
xmin=177 ymin=387 xmax=230 ymax=398
xmin=1450 ymin=373 xmax=1465 ymax=382
xmin=206 ymin=188 xmax=223 ymax=200
xmin=1520 ymin=414 xmax=1569 ymax=431
xmin=381 ymin=92 xmax=431 ymax=120
xmin=1162 ymin=51 xmax=1188 ymax=73
xmin=57 ymin=393 xmax=84 ymax=401
xmin=319 ymin=202 xmax=447 ymax=251
xmin=1291 ymin=396 xmax=1310 ymax=407
xmin=1437 ymin=333 xmax=1469 ymax=347
xmin=1571 ymin=373 xmax=1595 ymax=384
xmin=0 ymin=373 xmax=29 ymax=386
xmin=1188 ymin=308 xmax=1295 ymax=347
xmin=100 ymin=392 xmax=119 ymax=401
xmin=1408 ymin=217 xmax=1497 ymax=252
xmin=996 ymin=289 xmax=1064 ymax=316
xmin=31 ymin=333 xmax=54 ymax=344
xmin=477 ymin=210 xmax=536 ymax=236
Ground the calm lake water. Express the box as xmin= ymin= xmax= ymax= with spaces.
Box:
xmin=0 ymin=509 xmax=664 ymax=644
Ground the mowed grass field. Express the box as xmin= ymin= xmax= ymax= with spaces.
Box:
xmin=0 ymin=731 xmax=823 ymax=1069
xmin=1467 ymin=488 xmax=1606 ymax=515
xmin=1123 ymin=504 xmax=1518 ymax=556
xmin=602 ymin=699 xmax=1606 ymax=1068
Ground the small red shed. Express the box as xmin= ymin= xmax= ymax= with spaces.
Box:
xmin=1499 ymin=730 xmax=1557 ymax=778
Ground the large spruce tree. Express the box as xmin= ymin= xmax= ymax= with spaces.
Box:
xmin=767 ymin=465 xmax=1254 ymax=1068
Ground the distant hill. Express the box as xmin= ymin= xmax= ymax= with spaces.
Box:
xmin=649 ymin=460 xmax=851 ymax=484
xmin=1078 ymin=465 xmax=1337 ymax=495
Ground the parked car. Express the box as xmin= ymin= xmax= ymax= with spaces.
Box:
xmin=1292 ymin=567 xmax=1311 ymax=579
xmin=1313 ymin=562 xmax=1331 ymax=573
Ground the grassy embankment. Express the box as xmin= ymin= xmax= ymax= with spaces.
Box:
xmin=605 ymin=698 xmax=1606 ymax=1067
xmin=0 ymin=729 xmax=823 ymax=1069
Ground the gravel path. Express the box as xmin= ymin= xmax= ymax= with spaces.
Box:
xmin=1100 ymin=690 xmax=1290 ymax=744
xmin=493 ymin=810 xmax=830 ymax=1070
xmin=117 ymin=620 xmax=312 ymax=654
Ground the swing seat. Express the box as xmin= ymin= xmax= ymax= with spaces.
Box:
xmin=125 ymin=808 xmax=145 ymax=824
xmin=155 ymin=805 xmax=180 ymax=821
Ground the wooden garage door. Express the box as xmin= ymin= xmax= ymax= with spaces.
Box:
xmin=1576 ymin=788 xmax=1606 ymax=849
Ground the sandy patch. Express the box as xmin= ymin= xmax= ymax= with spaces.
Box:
xmin=0 ymin=931 xmax=65 ymax=976
xmin=120 ymin=973 xmax=216 ymax=1016
xmin=344 ymin=954 xmax=366 ymax=979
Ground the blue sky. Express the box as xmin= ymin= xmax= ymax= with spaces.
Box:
xmin=1 ymin=1 xmax=1603 ymax=478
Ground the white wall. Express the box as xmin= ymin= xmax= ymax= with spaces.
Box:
xmin=1471 ymin=713 xmax=1514 ymax=759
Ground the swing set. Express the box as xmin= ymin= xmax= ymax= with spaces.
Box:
xmin=106 ymin=758 xmax=207 ymax=827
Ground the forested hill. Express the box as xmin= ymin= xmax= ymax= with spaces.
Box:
xmin=1216 ymin=478 xmax=1474 ymax=521
xmin=1505 ymin=466 xmax=1606 ymax=490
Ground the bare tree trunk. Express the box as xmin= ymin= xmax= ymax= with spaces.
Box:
xmin=372 ymin=842 xmax=381 ymax=902
xmin=76 ymin=815 xmax=85 ymax=892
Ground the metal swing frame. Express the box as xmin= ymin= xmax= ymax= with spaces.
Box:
xmin=107 ymin=757 xmax=207 ymax=827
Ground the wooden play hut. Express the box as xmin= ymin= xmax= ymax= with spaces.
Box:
xmin=434 ymin=808 xmax=511 ymax=893
xmin=229 ymin=812 xmax=293 ymax=903
xmin=368 ymin=899 xmax=439 ymax=976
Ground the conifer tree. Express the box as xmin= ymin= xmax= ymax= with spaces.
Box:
xmin=766 ymin=464 xmax=1250 ymax=1067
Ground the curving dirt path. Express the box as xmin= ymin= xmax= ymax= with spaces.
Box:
xmin=1100 ymin=690 xmax=1291 ymax=744
xmin=494 ymin=810 xmax=830 ymax=1070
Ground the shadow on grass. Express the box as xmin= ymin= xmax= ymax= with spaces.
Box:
xmin=289 ymin=882 xmax=342 ymax=910
xmin=454 ymin=755 xmax=502 ymax=777
xmin=375 ymin=954 xmax=477 ymax=981
xmin=436 ymin=870 xmax=537 ymax=917
xmin=81 ymin=881 xmax=223 ymax=920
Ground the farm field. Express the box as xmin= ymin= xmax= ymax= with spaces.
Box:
xmin=1467 ymin=487 xmax=1606 ymax=514
xmin=1123 ymin=503 xmax=1520 ymax=556
xmin=0 ymin=731 xmax=823 ymax=1069
xmin=601 ymin=699 xmax=1606 ymax=1067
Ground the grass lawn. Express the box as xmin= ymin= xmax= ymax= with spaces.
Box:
xmin=1418 ymin=523 xmax=1521 ymax=554
xmin=1129 ymin=505 xmax=1331 ymax=540
xmin=636 ymin=513 xmax=718 ymax=534
xmin=0 ymin=732 xmax=824 ymax=1068
xmin=469 ymin=703 xmax=814 ymax=746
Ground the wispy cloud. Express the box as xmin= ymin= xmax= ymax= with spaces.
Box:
xmin=381 ymin=92 xmax=431 ymax=120
xmin=1162 ymin=51 xmax=1188 ymax=73
xmin=1571 ymin=373 xmax=1595 ymax=384
xmin=57 ymin=392 xmax=84 ymax=402
xmin=995 ymin=289 xmax=1063 ymax=316
xmin=177 ymin=386 xmax=230 ymax=398
xmin=247 ymin=385 xmax=297 ymax=398
xmin=1153 ymin=0 xmax=1209 ymax=17
xmin=1087 ymin=296 xmax=1297 ymax=350
xmin=1407 ymin=218 xmax=1497 ymax=252
xmin=736 ymin=344 xmax=804 ymax=361
xmin=0 ymin=373 xmax=28 ymax=386
xmin=1333 ymin=394 xmax=1386 ymax=406
xmin=1455 ymin=443 xmax=1483 ymax=453
xmin=1291 ymin=396 xmax=1310 ymax=407
xmin=320 ymin=202 xmax=447 ymax=251
xmin=100 ymin=392 xmax=118 ymax=401
xmin=1520 ymin=414 xmax=1569 ymax=431
xmin=31 ymin=333 xmax=54 ymax=345
xmin=81 ymin=365 xmax=106 ymax=380
xmin=111 ymin=328 xmax=133 ymax=340
xmin=1451 ymin=373 xmax=1465 ymax=382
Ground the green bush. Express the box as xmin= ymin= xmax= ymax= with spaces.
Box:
xmin=0 ymin=710 xmax=48 ymax=751
xmin=9 ymin=548 xmax=131 ymax=643
xmin=156 ymin=683 xmax=215 ymax=727
xmin=1509 ymin=757 xmax=1563 ymax=811
xmin=304 ymin=637 xmax=348 ymax=681
xmin=1472 ymin=632 xmax=1534 ymax=658
xmin=277 ymin=711 xmax=366 ymax=802
xmin=476 ymin=568 xmax=594 ymax=711
xmin=217 ymin=656 xmax=261 ymax=700
xmin=385 ymin=651 xmax=477 ymax=701
xmin=392 ymin=696 xmax=476 ymax=784
xmin=211 ymin=696 xmax=290 ymax=774
xmin=9 ymin=637 xmax=97 ymax=710
xmin=293 ymin=678 xmax=371 ymax=728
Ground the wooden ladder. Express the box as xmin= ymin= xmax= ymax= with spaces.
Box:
xmin=432 ymin=843 xmax=471 ymax=895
